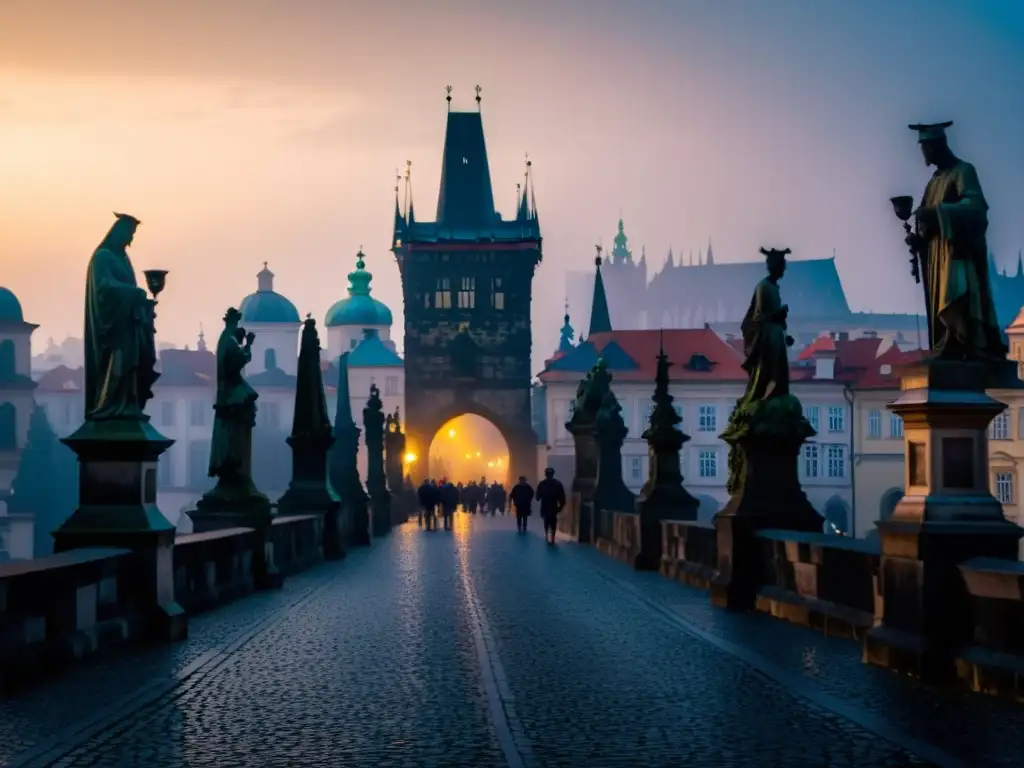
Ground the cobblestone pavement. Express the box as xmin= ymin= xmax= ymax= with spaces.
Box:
xmin=2 ymin=514 xmax=1020 ymax=767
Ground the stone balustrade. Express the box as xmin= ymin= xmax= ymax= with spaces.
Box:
xmin=595 ymin=510 xmax=640 ymax=565
xmin=660 ymin=519 xmax=718 ymax=589
xmin=0 ymin=513 xmax=338 ymax=690
xmin=957 ymin=557 xmax=1024 ymax=698
xmin=753 ymin=530 xmax=880 ymax=641
xmin=585 ymin=507 xmax=1024 ymax=703
xmin=0 ymin=548 xmax=140 ymax=690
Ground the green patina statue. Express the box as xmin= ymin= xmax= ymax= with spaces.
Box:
xmin=206 ymin=307 xmax=264 ymax=501
xmin=83 ymin=213 xmax=159 ymax=420
xmin=722 ymin=248 xmax=814 ymax=494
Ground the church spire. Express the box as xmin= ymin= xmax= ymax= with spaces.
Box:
xmin=517 ymin=154 xmax=531 ymax=222
xmin=557 ymin=298 xmax=575 ymax=354
xmin=197 ymin=324 xmax=207 ymax=353
xmin=706 ymin=238 xmax=715 ymax=266
xmin=664 ymin=247 xmax=674 ymax=269
xmin=404 ymin=160 xmax=416 ymax=225
xmin=1017 ymin=250 xmax=1023 ymax=279
xmin=589 ymin=245 xmax=613 ymax=335
xmin=392 ymin=169 xmax=405 ymax=247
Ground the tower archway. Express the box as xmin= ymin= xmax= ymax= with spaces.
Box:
xmin=424 ymin=414 xmax=510 ymax=486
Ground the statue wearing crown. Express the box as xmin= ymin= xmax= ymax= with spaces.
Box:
xmin=894 ymin=121 xmax=1006 ymax=362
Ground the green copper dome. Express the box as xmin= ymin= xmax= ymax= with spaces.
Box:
xmin=325 ymin=250 xmax=393 ymax=328
xmin=239 ymin=263 xmax=300 ymax=324
xmin=0 ymin=287 xmax=23 ymax=322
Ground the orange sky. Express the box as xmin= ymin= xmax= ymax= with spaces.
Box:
xmin=2 ymin=1 xmax=1023 ymax=369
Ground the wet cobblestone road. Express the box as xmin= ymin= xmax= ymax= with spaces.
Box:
xmin=3 ymin=514 xmax=1022 ymax=767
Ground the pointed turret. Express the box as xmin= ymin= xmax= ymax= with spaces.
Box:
xmin=392 ymin=180 xmax=405 ymax=247
xmin=558 ymin=301 xmax=575 ymax=354
xmin=197 ymin=325 xmax=207 ymax=353
xmin=664 ymin=247 xmax=675 ymax=270
xmin=640 ymin=245 xmax=647 ymax=265
xmin=611 ymin=217 xmax=632 ymax=264
xmin=589 ymin=250 xmax=613 ymax=335
xmin=706 ymin=239 xmax=715 ymax=266
xmin=257 ymin=262 xmax=275 ymax=292
xmin=435 ymin=111 xmax=497 ymax=229
xmin=1016 ymin=250 xmax=1023 ymax=279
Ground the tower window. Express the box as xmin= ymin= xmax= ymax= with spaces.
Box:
xmin=435 ymin=278 xmax=452 ymax=309
xmin=457 ymin=277 xmax=476 ymax=309
xmin=492 ymin=278 xmax=505 ymax=311
xmin=264 ymin=348 xmax=277 ymax=370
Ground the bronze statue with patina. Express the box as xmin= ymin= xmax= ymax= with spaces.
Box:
xmin=892 ymin=121 xmax=1007 ymax=362
xmin=204 ymin=308 xmax=265 ymax=504
xmin=83 ymin=213 xmax=162 ymax=421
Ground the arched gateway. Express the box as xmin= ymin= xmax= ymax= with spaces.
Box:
xmin=392 ymin=102 xmax=542 ymax=484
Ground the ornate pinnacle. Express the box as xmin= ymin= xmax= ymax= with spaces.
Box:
xmin=475 ymin=84 xmax=482 ymax=109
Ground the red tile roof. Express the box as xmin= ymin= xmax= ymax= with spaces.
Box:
xmin=798 ymin=335 xmax=837 ymax=360
xmin=35 ymin=365 xmax=83 ymax=392
xmin=541 ymin=329 xmax=748 ymax=382
xmin=851 ymin=346 xmax=927 ymax=390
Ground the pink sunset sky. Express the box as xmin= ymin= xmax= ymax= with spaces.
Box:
xmin=1 ymin=0 xmax=1022 ymax=368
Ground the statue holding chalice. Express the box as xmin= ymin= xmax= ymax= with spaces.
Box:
xmin=891 ymin=122 xmax=1006 ymax=362
xmin=83 ymin=212 xmax=170 ymax=421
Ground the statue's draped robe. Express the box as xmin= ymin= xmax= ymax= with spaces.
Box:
xmin=84 ymin=245 xmax=157 ymax=419
xmin=739 ymin=277 xmax=789 ymax=401
xmin=209 ymin=328 xmax=258 ymax=479
xmin=918 ymin=160 xmax=1006 ymax=358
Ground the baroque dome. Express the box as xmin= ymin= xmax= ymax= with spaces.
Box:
xmin=325 ymin=250 xmax=393 ymax=328
xmin=239 ymin=263 xmax=300 ymax=325
xmin=0 ymin=287 xmax=24 ymax=322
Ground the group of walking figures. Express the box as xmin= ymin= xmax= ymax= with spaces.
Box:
xmin=415 ymin=468 xmax=567 ymax=543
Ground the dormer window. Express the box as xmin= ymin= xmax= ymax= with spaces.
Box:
xmin=685 ymin=354 xmax=714 ymax=372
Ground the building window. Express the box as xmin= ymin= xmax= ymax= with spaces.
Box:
xmin=867 ymin=409 xmax=882 ymax=439
xmin=990 ymin=410 xmax=1011 ymax=440
xmin=159 ymin=448 xmax=174 ymax=486
xmin=264 ymin=348 xmax=277 ymax=370
xmin=889 ymin=413 xmax=904 ymax=439
xmin=995 ymin=472 xmax=1014 ymax=504
xmin=260 ymin=401 xmax=281 ymax=429
xmin=826 ymin=445 xmax=846 ymax=478
xmin=385 ymin=376 xmax=399 ymax=396
xmin=827 ymin=406 xmax=845 ymax=433
xmin=630 ymin=457 xmax=642 ymax=481
xmin=699 ymin=450 xmax=718 ymax=478
xmin=804 ymin=405 xmax=820 ymax=432
xmin=698 ymin=405 xmax=717 ymax=432
xmin=491 ymin=278 xmax=505 ymax=310
xmin=457 ymin=277 xmax=476 ymax=309
xmin=673 ymin=403 xmax=684 ymax=431
xmin=0 ymin=402 xmax=15 ymax=449
xmin=803 ymin=443 xmax=820 ymax=478
xmin=434 ymin=278 xmax=452 ymax=309
xmin=189 ymin=401 xmax=208 ymax=427
xmin=160 ymin=402 xmax=175 ymax=427
xmin=0 ymin=339 xmax=14 ymax=379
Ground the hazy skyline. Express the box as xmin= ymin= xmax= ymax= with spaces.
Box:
xmin=2 ymin=1 xmax=1023 ymax=368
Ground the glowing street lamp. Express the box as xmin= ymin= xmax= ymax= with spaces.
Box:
xmin=448 ymin=428 xmax=456 ymax=438
xmin=403 ymin=452 xmax=417 ymax=465
xmin=487 ymin=461 xmax=495 ymax=468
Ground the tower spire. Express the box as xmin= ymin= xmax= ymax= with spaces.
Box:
xmin=445 ymin=85 xmax=452 ymax=113
xmin=557 ymin=296 xmax=575 ymax=354
xmin=404 ymin=160 xmax=415 ymax=224
xmin=1017 ymin=250 xmax=1023 ymax=279
xmin=589 ymin=245 xmax=612 ymax=336
xmin=517 ymin=153 xmax=531 ymax=221
xmin=475 ymin=84 xmax=482 ymax=111
xmin=706 ymin=238 xmax=715 ymax=266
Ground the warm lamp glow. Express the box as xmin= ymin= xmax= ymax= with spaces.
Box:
xmin=476 ymin=451 xmax=481 ymax=457
xmin=403 ymin=452 xmax=418 ymax=464
xmin=487 ymin=461 xmax=495 ymax=468
xmin=448 ymin=428 xmax=457 ymax=438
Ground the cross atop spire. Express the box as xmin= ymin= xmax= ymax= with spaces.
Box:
xmin=475 ymin=84 xmax=482 ymax=111
xmin=445 ymin=85 xmax=452 ymax=112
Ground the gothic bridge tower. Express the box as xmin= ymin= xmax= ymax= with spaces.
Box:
xmin=392 ymin=92 xmax=542 ymax=483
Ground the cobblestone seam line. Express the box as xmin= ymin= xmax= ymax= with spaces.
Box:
xmin=8 ymin=571 xmax=343 ymax=768
xmin=590 ymin=567 xmax=968 ymax=768
xmin=457 ymin=545 xmax=536 ymax=768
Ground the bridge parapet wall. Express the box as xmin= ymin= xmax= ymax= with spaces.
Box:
xmin=0 ymin=548 xmax=139 ymax=690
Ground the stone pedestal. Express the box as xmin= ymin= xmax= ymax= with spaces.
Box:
xmin=278 ymin=433 xmax=343 ymax=560
xmin=53 ymin=418 xmax=187 ymax=642
xmin=711 ymin=396 xmax=822 ymax=610
xmin=189 ymin=480 xmax=281 ymax=590
xmin=568 ymin=422 xmax=599 ymax=543
xmin=864 ymin=359 xmax=1024 ymax=681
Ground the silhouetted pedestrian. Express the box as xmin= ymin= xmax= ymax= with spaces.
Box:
xmin=535 ymin=467 xmax=566 ymax=544
xmin=510 ymin=476 xmax=534 ymax=533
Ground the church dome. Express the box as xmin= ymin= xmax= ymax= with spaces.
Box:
xmin=0 ymin=287 xmax=24 ymax=322
xmin=239 ymin=263 xmax=300 ymax=324
xmin=325 ymin=250 xmax=393 ymax=328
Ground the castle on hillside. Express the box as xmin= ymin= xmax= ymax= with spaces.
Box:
xmin=567 ymin=219 xmax=1024 ymax=351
